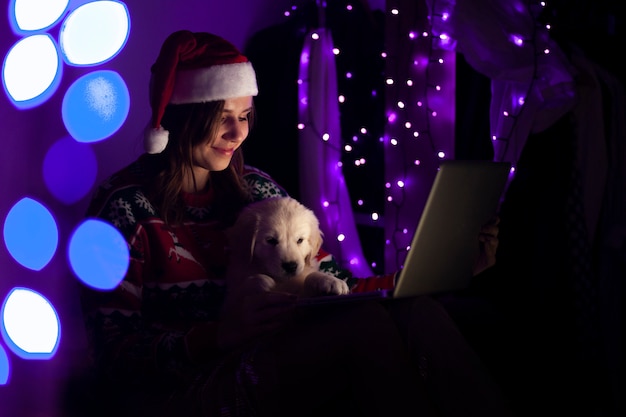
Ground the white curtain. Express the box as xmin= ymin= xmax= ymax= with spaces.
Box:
xmin=297 ymin=27 xmax=373 ymax=278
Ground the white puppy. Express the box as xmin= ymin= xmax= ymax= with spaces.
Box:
xmin=224 ymin=196 xmax=350 ymax=297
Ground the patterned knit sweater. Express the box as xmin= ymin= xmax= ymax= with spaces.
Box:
xmin=80 ymin=153 xmax=396 ymax=392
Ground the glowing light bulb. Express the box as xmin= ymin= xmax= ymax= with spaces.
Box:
xmin=1 ymin=288 xmax=60 ymax=359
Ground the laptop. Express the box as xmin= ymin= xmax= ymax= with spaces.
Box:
xmin=297 ymin=159 xmax=512 ymax=307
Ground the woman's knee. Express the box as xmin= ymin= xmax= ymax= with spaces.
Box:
xmin=410 ymin=295 xmax=452 ymax=322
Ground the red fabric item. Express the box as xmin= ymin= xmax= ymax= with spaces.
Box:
xmin=350 ymin=273 xmax=397 ymax=293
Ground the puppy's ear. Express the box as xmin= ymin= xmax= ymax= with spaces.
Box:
xmin=305 ymin=209 xmax=324 ymax=266
xmin=227 ymin=208 xmax=261 ymax=264
xmin=248 ymin=212 xmax=260 ymax=262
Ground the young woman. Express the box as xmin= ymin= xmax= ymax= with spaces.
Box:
xmin=78 ymin=30 xmax=512 ymax=417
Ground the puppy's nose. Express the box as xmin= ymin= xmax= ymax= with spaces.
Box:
xmin=282 ymin=261 xmax=298 ymax=275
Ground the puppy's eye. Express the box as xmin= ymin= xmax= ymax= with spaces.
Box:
xmin=266 ymin=237 xmax=279 ymax=246
xmin=296 ymin=238 xmax=304 ymax=245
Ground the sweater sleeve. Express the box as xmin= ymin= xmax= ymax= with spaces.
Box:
xmin=242 ymin=164 xmax=289 ymax=200
xmin=80 ymin=183 xmax=219 ymax=386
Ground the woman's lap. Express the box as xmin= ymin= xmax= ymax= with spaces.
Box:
xmin=247 ymin=300 xmax=435 ymax=417
xmin=159 ymin=296 xmax=512 ymax=417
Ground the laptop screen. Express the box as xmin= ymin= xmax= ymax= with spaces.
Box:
xmin=393 ymin=160 xmax=511 ymax=298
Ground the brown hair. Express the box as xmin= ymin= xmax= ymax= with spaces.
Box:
xmin=144 ymin=101 xmax=253 ymax=226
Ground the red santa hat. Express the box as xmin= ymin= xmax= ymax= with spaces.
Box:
xmin=144 ymin=30 xmax=258 ymax=154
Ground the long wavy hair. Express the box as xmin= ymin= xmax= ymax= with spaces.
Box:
xmin=143 ymin=101 xmax=254 ymax=226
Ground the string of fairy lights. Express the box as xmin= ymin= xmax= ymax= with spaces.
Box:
xmin=383 ymin=0 xmax=458 ymax=270
xmin=290 ymin=1 xmax=386 ymax=276
xmin=282 ymin=0 xmax=553 ymax=273
xmin=491 ymin=0 xmax=551 ymax=162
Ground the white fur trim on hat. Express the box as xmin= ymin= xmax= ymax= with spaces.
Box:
xmin=170 ymin=61 xmax=258 ymax=104
xmin=144 ymin=125 xmax=170 ymax=154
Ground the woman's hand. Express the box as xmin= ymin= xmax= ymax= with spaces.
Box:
xmin=472 ymin=216 xmax=500 ymax=276
xmin=218 ymin=274 xmax=297 ymax=350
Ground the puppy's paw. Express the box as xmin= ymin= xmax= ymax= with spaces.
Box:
xmin=222 ymin=274 xmax=276 ymax=320
xmin=240 ymin=274 xmax=276 ymax=294
xmin=302 ymin=272 xmax=350 ymax=297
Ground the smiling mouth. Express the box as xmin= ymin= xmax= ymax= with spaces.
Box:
xmin=213 ymin=147 xmax=235 ymax=156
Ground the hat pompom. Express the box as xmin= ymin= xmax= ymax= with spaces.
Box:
xmin=144 ymin=125 xmax=169 ymax=154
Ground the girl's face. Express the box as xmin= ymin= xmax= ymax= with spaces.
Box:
xmin=192 ymin=96 xmax=253 ymax=173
